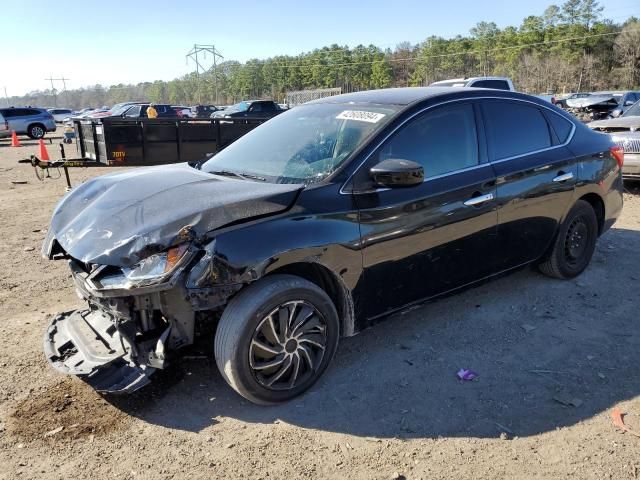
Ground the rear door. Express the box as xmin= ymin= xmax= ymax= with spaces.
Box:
xmin=354 ymin=101 xmax=499 ymax=318
xmin=481 ymin=99 xmax=577 ymax=269
xmin=4 ymin=108 xmax=31 ymax=132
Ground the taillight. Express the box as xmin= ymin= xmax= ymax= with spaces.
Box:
xmin=610 ymin=146 xmax=624 ymax=168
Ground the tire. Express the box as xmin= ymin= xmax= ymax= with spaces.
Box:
xmin=214 ymin=274 xmax=339 ymax=405
xmin=539 ymin=199 xmax=598 ymax=279
xmin=27 ymin=124 xmax=45 ymax=139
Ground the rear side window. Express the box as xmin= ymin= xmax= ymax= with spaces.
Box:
xmin=483 ymin=101 xmax=552 ymax=160
xmin=471 ymin=80 xmax=510 ymax=90
xmin=24 ymin=109 xmax=42 ymax=116
xmin=2 ymin=108 xmax=25 ymax=117
xmin=377 ymin=103 xmax=479 ymax=178
xmin=544 ymin=111 xmax=573 ymax=143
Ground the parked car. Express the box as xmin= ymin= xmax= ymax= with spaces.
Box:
xmin=211 ymin=100 xmax=283 ymax=119
xmin=588 ymin=99 xmax=640 ymax=179
xmin=63 ymin=108 xmax=109 ymax=126
xmin=608 ymin=91 xmax=640 ymax=118
xmin=47 ymin=108 xmax=74 ymax=123
xmin=0 ymin=111 xmax=10 ymax=138
xmin=171 ymin=105 xmax=191 ymax=117
xmin=429 ymin=76 xmax=515 ymax=91
xmin=567 ymin=91 xmax=640 ymax=120
xmin=191 ymin=104 xmax=219 ymax=118
xmin=42 ymin=87 xmax=623 ymax=404
xmin=90 ymin=102 xmax=146 ymax=119
xmin=555 ymin=92 xmax=591 ymax=109
xmin=0 ymin=107 xmax=56 ymax=139
xmin=119 ymin=104 xmax=176 ymax=118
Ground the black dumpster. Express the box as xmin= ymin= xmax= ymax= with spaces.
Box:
xmin=74 ymin=117 xmax=267 ymax=166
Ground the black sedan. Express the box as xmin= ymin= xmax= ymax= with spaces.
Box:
xmin=42 ymin=87 xmax=623 ymax=404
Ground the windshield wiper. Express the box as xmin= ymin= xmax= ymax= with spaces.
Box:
xmin=208 ymin=169 xmax=266 ymax=182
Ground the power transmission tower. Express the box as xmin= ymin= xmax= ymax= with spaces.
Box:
xmin=186 ymin=44 xmax=223 ymax=104
xmin=44 ymin=75 xmax=70 ymax=107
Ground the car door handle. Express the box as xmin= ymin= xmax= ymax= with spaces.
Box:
xmin=463 ymin=193 xmax=494 ymax=207
xmin=553 ymin=172 xmax=574 ymax=182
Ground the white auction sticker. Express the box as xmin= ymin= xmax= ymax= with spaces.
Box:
xmin=336 ymin=110 xmax=386 ymax=123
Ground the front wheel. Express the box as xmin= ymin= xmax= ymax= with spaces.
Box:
xmin=214 ymin=274 xmax=339 ymax=405
xmin=539 ymin=199 xmax=598 ymax=279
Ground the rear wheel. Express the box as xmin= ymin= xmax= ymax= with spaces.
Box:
xmin=214 ymin=274 xmax=339 ymax=405
xmin=539 ymin=200 xmax=598 ymax=279
xmin=27 ymin=124 xmax=45 ymax=139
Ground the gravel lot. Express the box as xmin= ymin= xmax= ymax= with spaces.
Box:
xmin=1 ymin=131 xmax=640 ymax=479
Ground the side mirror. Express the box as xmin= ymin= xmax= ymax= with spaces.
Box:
xmin=370 ymin=158 xmax=424 ymax=188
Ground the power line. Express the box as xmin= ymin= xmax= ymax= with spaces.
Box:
xmin=233 ymin=10 xmax=640 ymax=69
xmin=44 ymin=75 xmax=70 ymax=107
xmin=186 ymin=44 xmax=224 ymax=104
xmin=250 ymin=26 xmax=640 ymax=70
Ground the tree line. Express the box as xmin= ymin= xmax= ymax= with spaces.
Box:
xmin=6 ymin=0 xmax=640 ymax=110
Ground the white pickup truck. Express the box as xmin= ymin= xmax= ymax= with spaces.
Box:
xmin=430 ymin=76 xmax=515 ymax=91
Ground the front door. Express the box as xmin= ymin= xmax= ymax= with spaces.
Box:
xmin=352 ymin=102 xmax=499 ymax=319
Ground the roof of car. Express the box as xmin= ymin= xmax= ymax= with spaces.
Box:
xmin=307 ymin=86 xmax=520 ymax=106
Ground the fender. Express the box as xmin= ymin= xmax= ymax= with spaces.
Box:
xmin=186 ymin=183 xmax=364 ymax=335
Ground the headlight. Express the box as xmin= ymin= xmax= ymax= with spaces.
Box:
xmin=91 ymin=244 xmax=191 ymax=291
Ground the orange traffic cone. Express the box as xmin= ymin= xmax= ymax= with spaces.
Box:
xmin=10 ymin=131 xmax=21 ymax=147
xmin=38 ymin=139 xmax=51 ymax=161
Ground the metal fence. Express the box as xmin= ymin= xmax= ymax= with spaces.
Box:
xmin=285 ymin=88 xmax=342 ymax=106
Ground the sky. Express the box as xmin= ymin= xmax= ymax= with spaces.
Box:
xmin=2 ymin=0 xmax=639 ymax=97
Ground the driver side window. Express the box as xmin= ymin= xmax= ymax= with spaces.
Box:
xmin=376 ymin=103 xmax=479 ymax=179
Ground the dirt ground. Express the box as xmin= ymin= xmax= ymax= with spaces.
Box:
xmin=1 ymin=129 xmax=640 ymax=480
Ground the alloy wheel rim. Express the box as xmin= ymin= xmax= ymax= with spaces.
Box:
xmin=564 ymin=216 xmax=588 ymax=265
xmin=249 ymin=300 xmax=327 ymax=391
xmin=33 ymin=126 xmax=44 ymax=138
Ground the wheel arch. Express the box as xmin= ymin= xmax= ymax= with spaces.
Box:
xmin=577 ymin=192 xmax=605 ymax=236
xmin=267 ymin=262 xmax=355 ymax=337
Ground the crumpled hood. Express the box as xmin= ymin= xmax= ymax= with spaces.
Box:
xmin=566 ymin=95 xmax=616 ymax=109
xmin=588 ymin=116 xmax=640 ymax=130
xmin=44 ymin=163 xmax=302 ymax=267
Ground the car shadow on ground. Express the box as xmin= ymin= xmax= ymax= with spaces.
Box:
xmin=106 ymin=227 xmax=640 ymax=440
xmin=0 ymin=136 xmax=63 ymax=148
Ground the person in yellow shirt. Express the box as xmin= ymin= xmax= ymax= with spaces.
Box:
xmin=147 ymin=103 xmax=158 ymax=119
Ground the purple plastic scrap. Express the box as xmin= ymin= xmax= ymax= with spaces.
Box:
xmin=457 ymin=369 xmax=478 ymax=381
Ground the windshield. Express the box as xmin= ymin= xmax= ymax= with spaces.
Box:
xmin=202 ymin=103 xmax=398 ymax=184
xmin=225 ymin=101 xmax=250 ymax=114
xmin=623 ymin=100 xmax=640 ymax=117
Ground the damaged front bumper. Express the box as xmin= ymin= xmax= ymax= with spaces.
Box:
xmin=43 ymin=252 xmax=243 ymax=394
xmin=44 ymin=309 xmax=160 ymax=393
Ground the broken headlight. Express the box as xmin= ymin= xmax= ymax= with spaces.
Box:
xmin=91 ymin=244 xmax=191 ymax=291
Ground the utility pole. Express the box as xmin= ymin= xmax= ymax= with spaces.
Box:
xmin=44 ymin=75 xmax=70 ymax=107
xmin=186 ymin=44 xmax=223 ymax=104
xmin=3 ymin=87 xmax=8 ymax=107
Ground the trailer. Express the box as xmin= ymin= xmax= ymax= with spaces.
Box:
xmin=19 ymin=116 xmax=269 ymax=189
xmin=73 ymin=116 xmax=267 ymax=166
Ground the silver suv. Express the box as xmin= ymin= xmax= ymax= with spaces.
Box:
xmin=0 ymin=107 xmax=57 ymax=139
